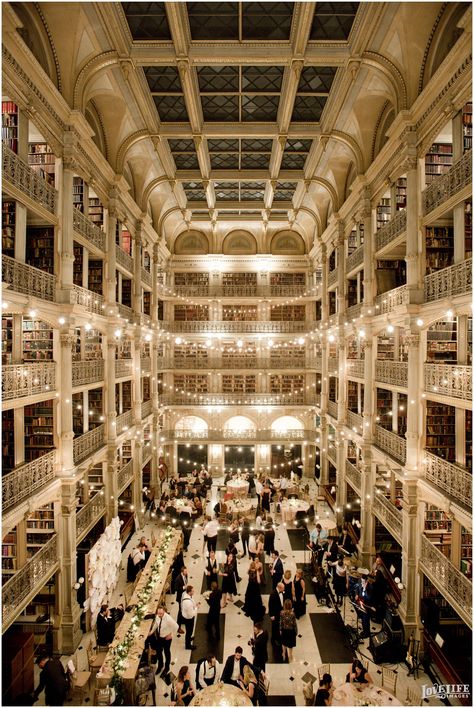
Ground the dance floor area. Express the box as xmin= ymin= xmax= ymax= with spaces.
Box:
xmin=33 ymin=477 xmax=448 ymax=706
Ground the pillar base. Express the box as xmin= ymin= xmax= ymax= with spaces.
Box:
xmin=54 ymin=604 xmax=83 ymax=654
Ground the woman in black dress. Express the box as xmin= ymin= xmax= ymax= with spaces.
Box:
xmin=293 ymin=568 xmax=307 ymax=618
xmin=282 ymin=569 xmax=295 ymax=604
xmin=345 ymin=659 xmax=373 ymax=684
xmin=240 ymin=517 xmax=250 ymax=556
xmin=263 ymin=518 xmax=275 ymax=557
xmin=205 ymin=549 xmax=219 ymax=590
xmin=280 ymin=599 xmax=297 ymax=663
xmin=243 ymin=561 xmax=265 ymax=622
xmin=220 ymin=552 xmax=237 ymax=604
xmin=175 ymin=666 xmax=195 ymax=706
xmin=332 ymin=559 xmax=348 ymax=606
xmin=325 ymin=539 xmax=339 ymax=577
xmin=261 ymin=485 xmax=272 ymax=513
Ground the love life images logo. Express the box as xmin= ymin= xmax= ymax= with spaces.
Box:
xmin=421 ymin=683 xmax=470 ymax=701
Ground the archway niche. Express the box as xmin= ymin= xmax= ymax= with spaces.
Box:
xmin=174 ymin=230 xmax=209 ymax=255
xmin=270 ymin=230 xmax=306 ymax=255
xmin=222 ymin=230 xmax=257 ymax=255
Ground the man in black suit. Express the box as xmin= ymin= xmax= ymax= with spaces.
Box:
xmin=270 ymin=550 xmax=284 ymax=589
xmin=221 ymin=646 xmax=251 ymax=686
xmin=206 ymin=581 xmax=222 ymax=640
xmin=174 ymin=566 xmax=188 ymax=635
xmin=251 ymin=622 xmax=268 ymax=672
xmin=33 ymin=656 xmax=69 ymax=706
xmin=268 ymin=581 xmax=285 ymax=644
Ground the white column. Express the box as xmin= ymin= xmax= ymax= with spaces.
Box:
xmin=59 ymin=331 xmax=75 ymax=475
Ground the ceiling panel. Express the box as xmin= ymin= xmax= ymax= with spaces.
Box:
xmin=121 ymin=2 xmax=171 ymax=40
xmin=310 ymin=2 xmax=359 ymax=41
xmin=242 ymin=2 xmax=295 ymax=40
xmin=291 ymin=95 xmax=327 ymax=122
xmin=187 ymin=2 xmax=239 ymax=40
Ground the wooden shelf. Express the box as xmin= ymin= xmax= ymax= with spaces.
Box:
xmin=26 ymin=226 xmax=54 ymax=274
xmin=425 ymin=142 xmax=452 ymax=186
xmin=24 ymin=400 xmax=55 ymax=462
xmin=28 ymin=142 xmax=55 ymax=186
xmin=425 ymin=401 xmax=456 ymax=463
xmin=2 ymin=200 xmax=15 ymax=257
xmin=2 ymin=101 xmax=18 ymax=153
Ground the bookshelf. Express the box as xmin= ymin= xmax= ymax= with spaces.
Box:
xmin=88 ymin=197 xmax=104 ymax=228
xmin=397 ymin=393 xmax=407 ymax=436
xmin=377 ymin=334 xmax=395 ymax=360
xmin=270 ymin=343 xmax=304 ymax=363
xmin=19 ymin=579 xmax=56 ymax=622
xmin=121 ymin=278 xmax=132 ymax=307
xmin=2 ymin=529 xmax=17 ymax=582
xmin=2 ymin=200 xmax=15 ymax=257
xmin=174 ymin=272 xmax=209 ymax=288
xmin=269 ymin=374 xmax=304 ymax=395
xmin=347 ymin=380 xmax=359 ymax=412
xmin=328 ymin=291 xmax=337 ymax=315
xmin=143 ymin=290 xmax=151 ymax=316
xmin=425 ymin=400 xmax=456 ymax=463
xmin=116 ymin=381 xmax=132 ymax=414
xmin=396 ymin=177 xmax=407 ymax=210
xmin=22 ymin=318 xmax=54 ymax=362
xmin=376 ymin=259 xmax=406 ymax=293
xmin=26 ymin=503 xmax=55 ymax=559
xmin=425 ymin=226 xmax=453 ymax=273
xmin=270 ymin=272 xmax=306 ymax=287
xmin=328 ymin=251 xmax=336 ymax=272
xmin=174 ymin=304 xmax=209 ymax=321
xmin=24 ymin=400 xmax=55 ymax=462
xmin=73 ymin=242 xmax=83 ymax=286
xmin=425 ymin=143 xmax=452 ymax=185
xmin=2 ymin=100 xmax=18 ymax=152
xmin=28 ymin=142 xmax=55 ymax=185
xmin=88 ymin=387 xmax=103 ymax=426
xmin=270 ymin=305 xmax=305 ymax=321
xmin=2 ymin=315 xmax=13 ymax=366
xmin=25 ymin=226 xmax=55 ymax=274
xmin=85 ymin=328 xmax=102 ymax=360
xmin=376 ymin=387 xmax=393 ymax=429
xmin=222 ymin=272 xmax=257 ymax=288
xmin=116 ymin=338 xmax=132 ymax=360
xmin=142 ymin=376 xmax=150 ymax=401
xmin=347 ymin=279 xmax=358 ymax=307
xmin=464 ymin=201 xmax=471 ymax=258
xmin=465 ymin=409 xmax=472 ymax=472
xmin=174 ymin=374 xmax=209 ymax=394
xmin=2 ymin=409 xmax=15 ymax=473
xmin=422 ymin=575 xmax=458 ymax=621
xmin=222 ymin=375 xmax=256 ymax=393
xmin=374 ymin=517 xmax=401 ymax=560
xmin=315 ymin=300 xmax=322 ymax=321
xmin=88 ymin=259 xmax=103 ymax=295
xmin=223 ymin=305 xmax=258 ymax=321
xmin=73 ymin=176 xmax=84 ymax=212
xmin=347 ymin=228 xmax=358 ymax=256
xmin=73 ymin=392 xmax=83 ymax=436
xmin=88 ymin=462 xmax=104 ymax=488
xmin=460 ymin=527 xmax=472 ymax=578
xmin=426 ymin=319 xmax=457 ymax=363
xmin=462 ymin=102 xmax=472 ymax=152
xmin=328 ymin=376 xmax=337 ymax=404
xmin=376 ymin=197 xmax=391 ymax=230
xmin=424 ymin=505 xmax=452 ymax=557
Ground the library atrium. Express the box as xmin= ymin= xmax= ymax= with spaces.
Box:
xmin=1 ymin=2 xmax=472 ymax=707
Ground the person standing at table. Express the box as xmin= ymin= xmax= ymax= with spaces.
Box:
xmin=149 ymin=605 xmax=179 ymax=677
xmin=203 ymin=515 xmax=219 ymax=553
xmin=205 ymin=549 xmax=219 ymax=590
xmin=181 ymin=585 xmax=199 ymax=650
xmin=268 ymin=582 xmax=285 ymax=644
xmin=205 ymin=581 xmax=222 ymax=640
xmin=175 ymin=566 xmax=188 ymax=636
xmin=270 ymin=550 xmax=284 ymax=589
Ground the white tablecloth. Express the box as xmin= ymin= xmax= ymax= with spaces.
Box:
xmin=171 ymin=501 xmax=194 ymax=515
xmin=226 ymin=498 xmax=254 ymax=518
xmin=227 ymin=479 xmax=250 ymax=498
xmin=332 ymin=683 xmax=401 ymax=706
xmin=280 ymin=499 xmax=309 ymax=522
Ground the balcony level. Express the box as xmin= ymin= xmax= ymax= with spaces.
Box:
xmin=160 ymin=393 xmax=315 ymax=407
xmin=159 ymin=428 xmax=315 ymax=443
xmin=2 ymin=362 xmax=56 ymax=405
xmin=2 ymin=144 xmax=57 ymax=216
xmin=158 ymin=356 xmax=321 ymax=371
xmin=159 ymin=284 xmax=313 ymax=299
xmin=160 ymin=320 xmax=312 ymax=334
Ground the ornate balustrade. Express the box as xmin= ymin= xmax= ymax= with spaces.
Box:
xmin=327 ymin=400 xmax=338 ymax=418
xmin=73 ymin=424 xmax=105 ymax=464
xmin=347 ymin=359 xmax=365 ymax=378
xmin=117 ymin=460 xmax=134 ymax=495
xmin=3 ymin=144 xmax=57 ymax=213
xmin=327 ymin=444 xmax=337 ymax=463
xmin=374 ymin=425 xmax=406 ymax=463
xmin=374 ymin=285 xmax=409 ymax=315
xmin=345 ymin=459 xmax=361 ymax=492
xmin=2 ymin=255 xmax=56 ymax=302
xmin=424 ymin=451 xmax=472 ymax=509
xmin=161 ymin=284 xmax=308 ymax=298
xmin=2 ymin=535 xmax=59 ymax=629
xmin=72 ymin=360 xmax=104 ymax=387
xmin=372 ymin=493 xmax=403 ymax=543
xmin=141 ymin=399 xmax=152 ymax=418
xmin=140 ymin=313 xmax=151 ymax=327
xmin=424 ymin=258 xmax=472 ymax=303
xmin=422 ymin=150 xmax=472 ymax=216
xmin=73 ymin=285 xmax=105 ymax=315
xmin=345 ymin=303 xmax=362 ymax=321
xmin=160 ymin=393 xmax=313 ymax=406
xmin=159 ymin=428 xmax=314 ymax=442
xmin=346 ymin=245 xmax=364 ymax=273
xmin=161 ymin=320 xmax=310 ymax=334
xmin=73 ymin=209 xmax=105 ymax=251
xmin=116 ymin=409 xmax=134 ymax=432
xmin=420 ymin=535 xmax=472 ymax=628
xmin=2 ymin=362 xmax=56 ymax=400
xmin=141 ymin=268 xmax=152 ymax=287
xmin=115 ymin=358 xmax=132 ymax=378
xmin=327 ymin=313 xmax=339 ymax=328
xmin=76 ymin=492 xmax=106 ymax=543
xmin=347 ymin=410 xmax=363 ymax=432
xmin=375 ymin=209 xmax=407 ymax=252
xmin=375 ymin=361 xmax=408 ymax=387
xmin=117 ymin=302 xmax=136 ymax=322
xmin=141 ymin=357 xmax=151 ymax=373
xmin=3 ymin=450 xmax=56 ymax=512
xmin=115 ymin=245 xmax=134 ymax=273
xmin=328 ymin=268 xmax=338 ymax=287
xmin=424 ymin=364 xmax=471 ymax=401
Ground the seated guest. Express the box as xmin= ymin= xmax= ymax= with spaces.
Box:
xmin=221 ymin=646 xmax=251 ymax=686
xmin=112 ymin=603 xmax=125 ymax=624
xmin=96 ymin=604 xmax=115 ymax=646
xmin=175 ymin=666 xmax=195 ymax=706
xmin=196 ymin=654 xmax=220 ymax=690
xmin=139 ymin=536 xmax=152 ymax=561
xmin=346 ymin=659 xmax=373 ymax=684
xmin=237 ymin=665 xmax=259 ymax=706
xmin=314 ymin=673 xmax=333 ymax=706
xmin=127 ymin=542 xmax=147 ymax=581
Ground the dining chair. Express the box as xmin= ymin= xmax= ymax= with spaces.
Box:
xmin=381 ymin=667 xmax=398 ymax=695
xmin=317 ymin=663 xmax=331 ymax=681
xmin=68 ymin=653 xmax=92 ymax=705
xmin=405 ymin=686 xmax=422 ymax=706
xmin=87 ymin=639 xmax=107 ymax=676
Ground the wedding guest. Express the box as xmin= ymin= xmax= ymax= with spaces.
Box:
xmin=220 ymin=552 xmax=237 ymax=605
xmin=175 ymin=666 xmax=195 ymax=706
xmin=282 ymin=569 xmax=295 ymax=604
xmin=345 ymin=659 xmax=373 ymax=684
xmin=181 ymin=585 xmax=199 ymax=651
xmin=238 ymin=665 xmax=259 ymax=706
xmin=280 ymin=599 xmax=297 ymax=663
xmin=205 ymin=581 xmax=222 ymax=640
xmin=270 ymin=550 xmax=284 ymax=589
xmin=205 ymin=549 xmax=219 ymax=590
xmin=196 ymin=654 xmax=220 ymax=690
xmin=314 ymin=673 xmax=333 ymax=706
xmin=221 ymin=647 xmax=250 ymax=686
xmin=96 ymin=604 xmax=115 ymax=646
xmin=250 ymin=622 xmax=268 ymax=673
xmin=240 ymin=516 xmax=250 ymax=556
xmin=149 ymin=606 xmax=179 ymax=678
xmin=293 ymin=568 xmax=307 ymax=618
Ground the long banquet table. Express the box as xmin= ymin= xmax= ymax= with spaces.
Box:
xmin=332 ymin=682 xmax=402 ymax=706
xmin=97 ymin=528 xmax=182 ymax=702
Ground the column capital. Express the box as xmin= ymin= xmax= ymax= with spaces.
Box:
xmin=405 ymin=334 xmax=420 ymax=348
xmin=60 ymin=332 xmax=76 ymax=348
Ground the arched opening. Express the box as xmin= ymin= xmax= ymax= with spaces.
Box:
xmin=175 ymin=415 xmax=208 ymax=432
xmin=271 ymin=416 xmax=303 ymax=432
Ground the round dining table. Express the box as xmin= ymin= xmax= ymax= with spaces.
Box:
xmin=280 ymin=498 xmax=309 ymax=522
xmin=189 ymin=681 xmax=253 ymax=706
xmin=171 ymin=499 xmax=194 ymax=515
xmin=226 ymin=478 xmax=250 ymax=498
xmin=226 ymin=498 xmax=254 ymax=518
xmin=331 ymin=682 xmax=401 ymax=706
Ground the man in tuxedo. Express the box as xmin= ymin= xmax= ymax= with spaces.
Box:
xmin=174 ymin=566 xmax=188 ymax=635
xmin=270 ymin=550 xmax=284 ymax=589
xmin=251 ymin=622 xmax=268 ymax=672
xmin=221 ymin=646 xmax=251 ymax=686
xmin=268 ymin=582 xmax=285 ymax=644
xmin=205 ymin=581 xmax=222 ymax=640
